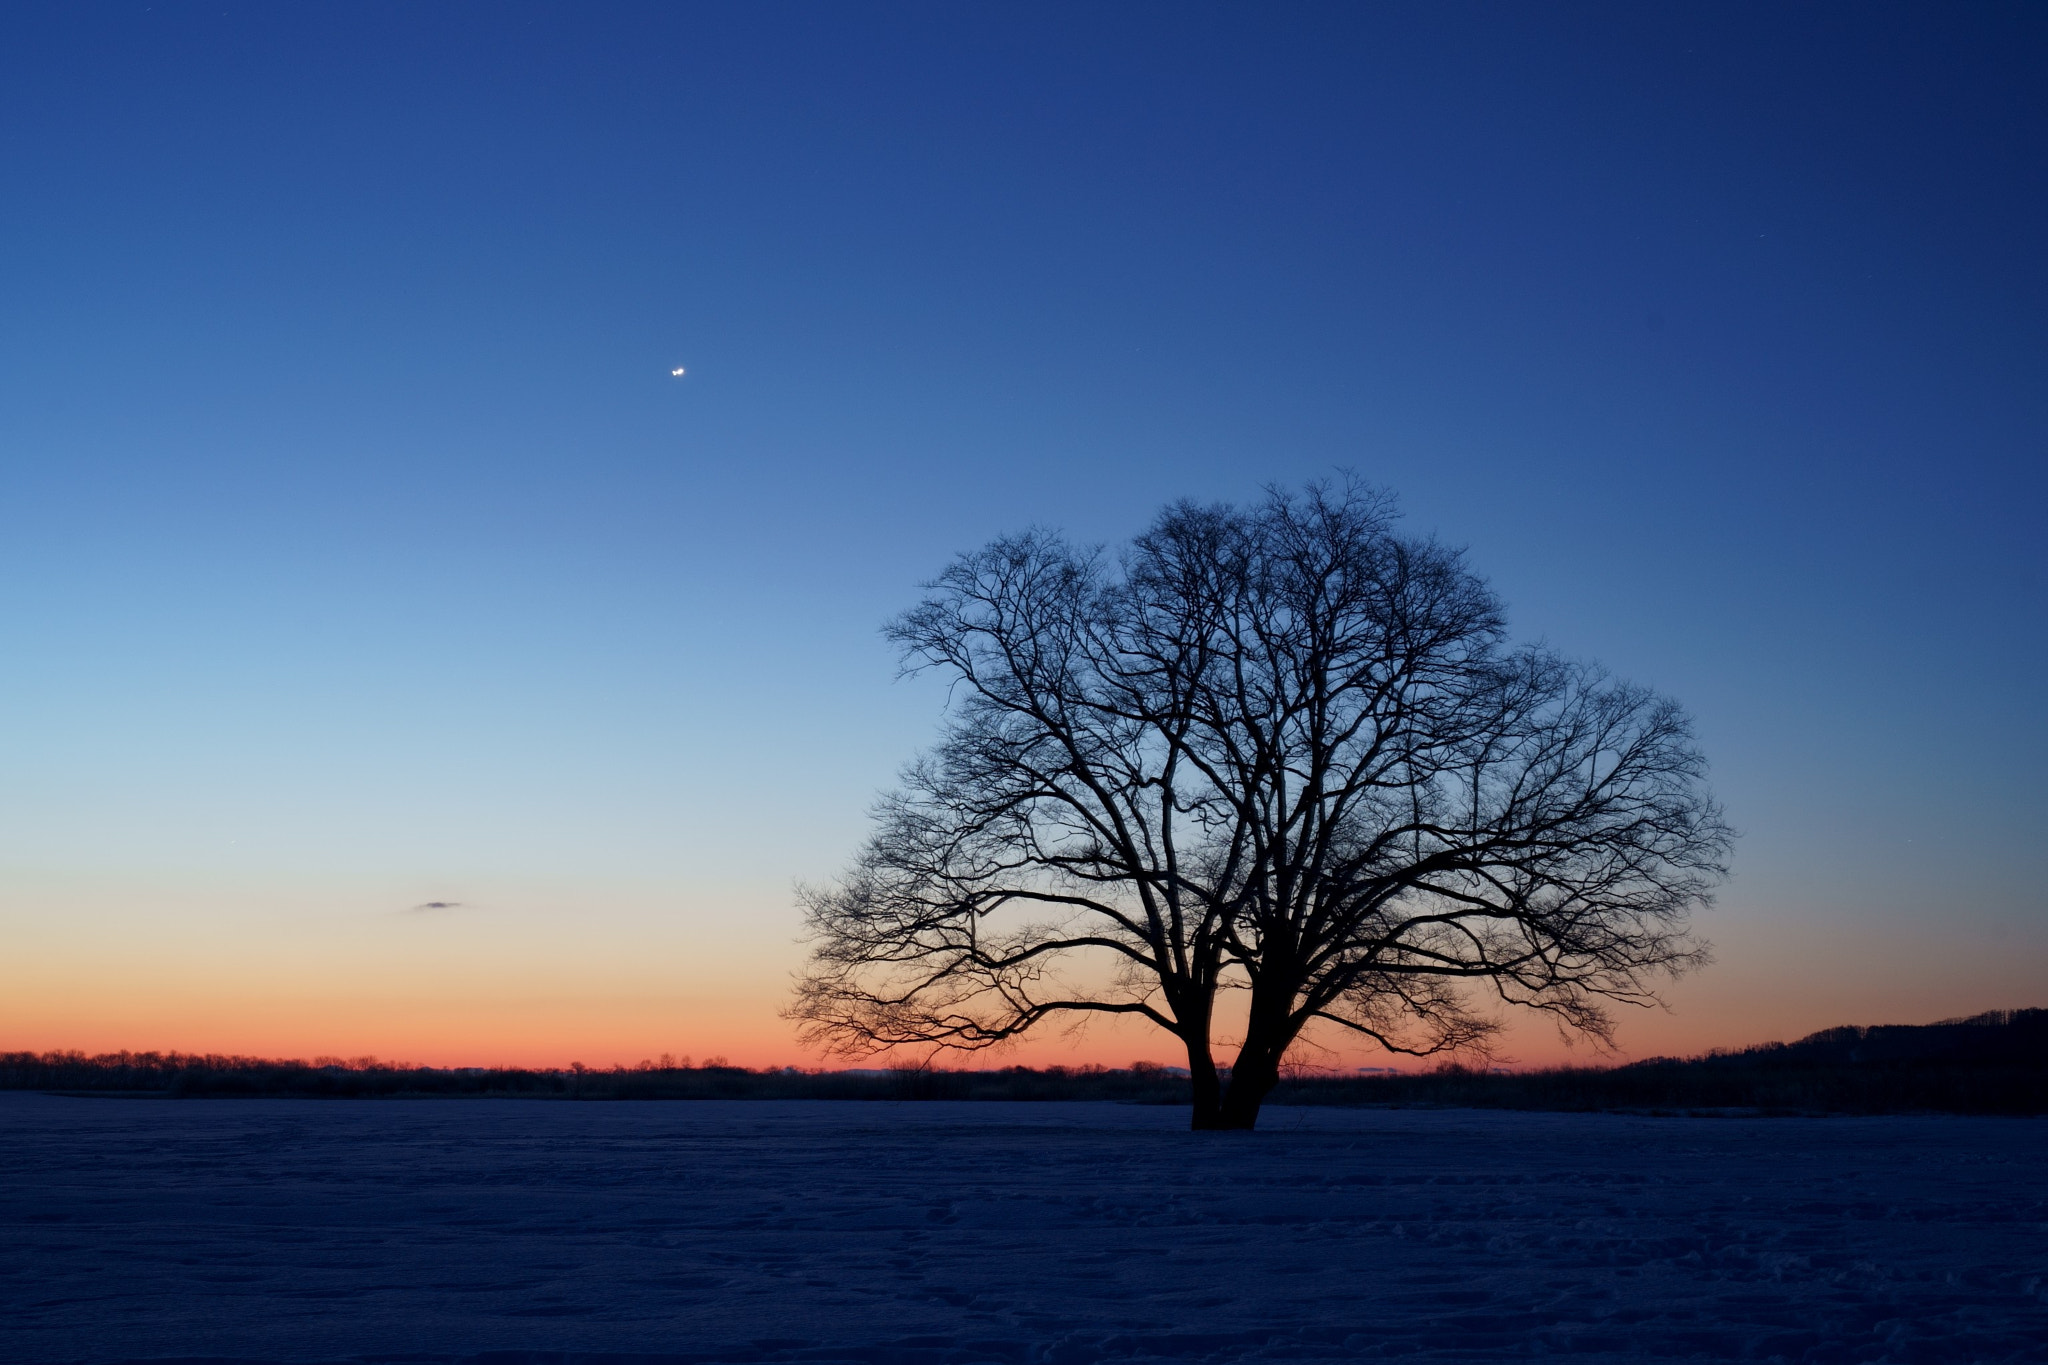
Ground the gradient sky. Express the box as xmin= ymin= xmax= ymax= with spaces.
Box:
xmin=3 ymin=2 xmax=2044 ymax=1069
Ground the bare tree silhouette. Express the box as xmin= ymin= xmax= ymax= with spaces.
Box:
xmin=791 ymin=481 xmax=1731 ymax=1129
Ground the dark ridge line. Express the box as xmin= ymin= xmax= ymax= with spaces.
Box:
xmin=3 ymin=1008 xmax=2042 ymax=1114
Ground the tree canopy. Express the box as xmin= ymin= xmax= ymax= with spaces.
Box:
xmin=791 ymin=481 xmax=1732 ymax=1128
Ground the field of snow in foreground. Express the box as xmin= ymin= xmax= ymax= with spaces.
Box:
xmin=1 ymin=1094 xmax=2043 ymax=1364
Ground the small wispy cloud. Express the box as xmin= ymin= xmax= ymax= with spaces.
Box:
xmin=405 ymin=900 xmax=465 ymax=914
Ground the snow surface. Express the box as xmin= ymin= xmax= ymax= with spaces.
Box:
xmin=1 ymin=1093 xmax=2044 ymax=1363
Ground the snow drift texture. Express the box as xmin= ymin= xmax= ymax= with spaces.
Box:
xmin=2 ymin=1094 xmax=2044 ymax=1363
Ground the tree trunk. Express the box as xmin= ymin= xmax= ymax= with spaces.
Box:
xmin=1205 ymin=989 xmax=1297 ymax=1130
xmin=1186 ymin=1036 xmax=1227 ymax=1130
xmin=1215 ymin=1053 xmax=1277 ymax=1129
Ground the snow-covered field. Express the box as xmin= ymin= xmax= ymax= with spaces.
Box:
xmin=2 ymin=1093 xmax=2043 ymax=1364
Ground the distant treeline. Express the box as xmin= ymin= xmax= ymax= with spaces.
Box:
xmin=5 ymin=1009 xmax=2042 ymax=1114
xmin=0 ymin=1052 xmax=1193 ymax=1103
xmin=1276 ymin=1009 xmax=2048 ymax=1116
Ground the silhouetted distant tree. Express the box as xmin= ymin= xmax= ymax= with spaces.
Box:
xmin=790 ymin=480 xmax=1732 ymax=1129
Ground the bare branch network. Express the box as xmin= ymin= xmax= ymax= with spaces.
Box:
xmin=790 ymin=480 xmax=1731 ymax=1129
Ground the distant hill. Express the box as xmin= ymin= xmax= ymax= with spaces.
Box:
xmin=3 ymin=1009 xmax=2042 ymax=1114
xmin=1694 ymin=1008 xmax=2047 ymax=1067
xmin=1268 ymin=1008 xmax=2048 ymax=1115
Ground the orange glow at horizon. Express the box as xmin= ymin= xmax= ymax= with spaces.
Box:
xmin=6 ymin=870 xmax=2041 ymax=1073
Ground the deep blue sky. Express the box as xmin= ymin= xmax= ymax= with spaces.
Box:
xmin=2 ymin=3 xmax=2042 ymax=1062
